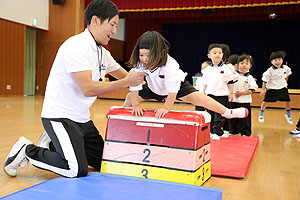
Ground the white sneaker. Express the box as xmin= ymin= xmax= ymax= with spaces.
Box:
xmin=38 ymin=131 xmax=51 ymax=149
xmin=258 ymin=116 xmax=264 ymax=123
xmin=221 ymin=131 xmax=230 ymax=138
xmin=210 ymin=133 xmax=221 ymax=141
xmin=222 ymin=108 xmax=248 ymax=119
xmin=284 ymin=114 xmax=293 ymax=125
xmin=296 ymin=134 xmax=300 ymax=138
xmin=3 ymin=137 xmax=33 ymax=177
xmin=290 ymin=129 xmax=300 ymax=134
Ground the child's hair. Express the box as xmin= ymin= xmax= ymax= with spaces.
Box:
xmin=202 ymin=61 xmax=212 ymax=68
xmin=208 ymin=43 xmax=223 ymax=53
xmin=269 ymin=51 xmax=286 ymax=61
xmin=220 ymin=44 xmax=230 ymax=62
xmin=238 ymin=54 xmax=254 ymax=66
xmin=84 ymin=0 xmax=119 ymax=26
xmin=228 ymin=54 xmax=239 ymax=65
xmin=128 ymin=31 xmax=170 ymax=70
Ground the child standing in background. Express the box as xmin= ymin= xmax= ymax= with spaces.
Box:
xmin=222 ymin=52 xmax=239 ymax=135
xmin=195 ymin=61 xmax=211 ymax=111
xmin=203 ymin=43 xmax=237 ymax=140
xmin=122 ymin=32 xmax=248 ymax=122
xmin=229 ymin=54 xmax=258 ymax=136
xmin=193 ymin=61 xmax=211 ymax=78
xmin=228 ymin=54 xmax=239 ymax=71
xmin=259 ymin=51 xmax=293 ymax=124
xmin=220 ymin=43 xmax=230 ymax=63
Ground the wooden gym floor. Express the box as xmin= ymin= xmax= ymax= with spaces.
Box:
xmin=0 ymin=96 xmax=299 ymax=200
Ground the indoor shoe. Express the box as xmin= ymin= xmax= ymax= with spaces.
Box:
xmin=221 ymin=131 xmax=230 ymax=138
xmin=258 ymin=116 xmax=264 ymax=123
xmin=210 ymin=133 xmax=221 ymax=141
xmin=38 ymin=131 xmax=51 ymax=149
xmin=284 ymin=114 xmax=293 ymax=125
xmin=222 ymin=108 xmax=248 ymax=119
xmin=3 ymin=136 xmax=33 ymax=177
xmin=289 ymin=129 xmax=300 ymax=134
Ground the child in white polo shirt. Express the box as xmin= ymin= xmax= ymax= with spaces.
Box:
xmin=202 ymin=43 xmax=238 ymax=140
xmin=195 ymin=60 xmax=211 ymax=111
xmin=123 ymin=32 xmax=248 ymax=123
xmin=229 ymin=54 xmax=258 ymax=136
xmin=259 ymin=51 xmax=293 ymax=124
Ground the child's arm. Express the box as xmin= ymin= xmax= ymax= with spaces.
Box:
xmin=228 ymin=84 xmax=234 ymax=102
xmin=235 ymin=76 xmax=258 ymax=98
xmin=202 ymin=84 xmax=207 ymax=94
xmin=260 ymin=82 xmax=267 ymax=96
xmin=235 ymin=90 xmax=253 ymax=98
xmin=154 ymin=93 xmax=177 ymax=118
xmin=285 ymin=75 xmax=289 ymax=82
xmin=130 ymin=91 xmax=145 ymax=117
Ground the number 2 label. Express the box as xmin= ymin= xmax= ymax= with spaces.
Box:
xmin=142 ymin=148 xmax=151 ymax=163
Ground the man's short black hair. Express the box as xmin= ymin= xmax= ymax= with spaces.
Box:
xmin=85 ymin=0 xmax=119 ymax=26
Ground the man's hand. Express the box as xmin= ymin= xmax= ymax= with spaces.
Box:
xmin=126 ymin=69 xmax=147 ymax=87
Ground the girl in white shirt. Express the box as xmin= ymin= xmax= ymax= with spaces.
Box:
xmin=229 ymin=54 xmax=258 ymax=136
xmin=123 ymin=31 xmax=248 ymax=122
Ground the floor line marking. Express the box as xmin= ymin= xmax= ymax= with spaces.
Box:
xmin=0 ymin=173 xmax=49 ymax=181
xmin=20 ymin=179 xmax=43 ymax=183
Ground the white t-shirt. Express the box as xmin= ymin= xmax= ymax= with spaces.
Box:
xmin=195 ymin=68 xmax=207 ymax=93
xmin=262 ymin=65 xmax=292 ymax=89
xmin=130 ymin=55 xmax=187 ymax=95
xmin=233 ymin=73 xmax=258 ymax=103
xmin=41 ymin=28 xmax=121 ymax=123
xmin=203 ymin=63 xmax=236 ymax=96
xmin=227 ymin=63 xmax=240 ymax=82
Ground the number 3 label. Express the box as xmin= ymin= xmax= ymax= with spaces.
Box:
xmin=141 ymin=169 xmax=148 ymax=178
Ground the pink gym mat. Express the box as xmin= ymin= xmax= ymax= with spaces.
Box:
xmin=210 ymin=135 xmax=259 ymax=178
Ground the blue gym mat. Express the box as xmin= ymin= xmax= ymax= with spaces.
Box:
xmin=1 ymin=173 xmax=222 ymax=200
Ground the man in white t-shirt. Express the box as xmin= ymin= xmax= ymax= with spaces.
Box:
xmin=4 ymin=0 xmax=146 ymax=178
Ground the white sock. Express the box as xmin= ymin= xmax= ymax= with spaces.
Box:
xmin=222 ymin=108 xmax=232 ymax=119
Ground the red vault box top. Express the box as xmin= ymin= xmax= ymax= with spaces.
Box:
xmin=106 ymin=106 xmax=211 ymax=125
xmin=105 ymin=107 xmax=211 ymax=149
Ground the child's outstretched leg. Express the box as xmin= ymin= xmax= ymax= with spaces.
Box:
xmin=122 ymin=93 xmax=132 ymax=107
xmin=258 ymin=101 xmax=267 ymax=123
xmin=122 ymin=92 xmax=145 ymax=108
xmin=284 ymin=101 xmax=293 ymax=125
xmin=180 ymin=92 xmax=248 ymax=119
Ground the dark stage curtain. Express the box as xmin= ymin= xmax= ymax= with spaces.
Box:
xmin=162 ymin=20 xmax=299 ymax=89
